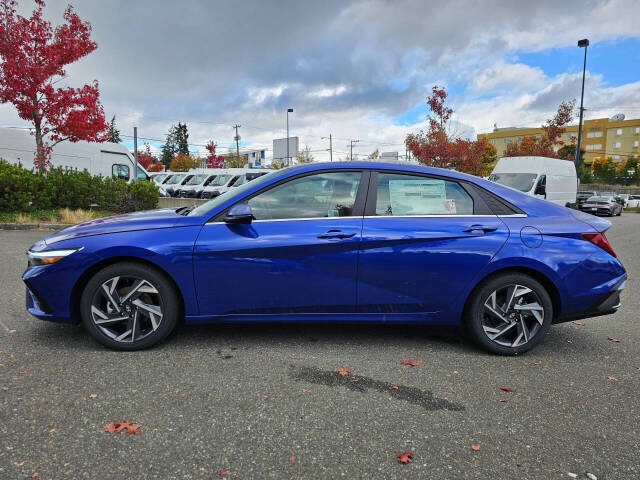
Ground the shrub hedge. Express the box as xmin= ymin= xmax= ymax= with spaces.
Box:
xmin=0 ymin=160 xmax=159 ymax=213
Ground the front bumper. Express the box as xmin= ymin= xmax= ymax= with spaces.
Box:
xmin=556 ymin=276 xmax=626 ymax=323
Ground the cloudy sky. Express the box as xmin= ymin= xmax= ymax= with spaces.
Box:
xmin=4 ymin=0 xmax=640 ymax=161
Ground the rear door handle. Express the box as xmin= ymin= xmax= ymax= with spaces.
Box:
xmin=317 ymin=230 xmax=357 ymax=239
xmin=462 ymin=224 xmax=498 ymax=234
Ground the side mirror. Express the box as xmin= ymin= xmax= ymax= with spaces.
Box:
xmin=535 ymin=184 xmax=546 ymax=196
xmin=224 ymin=202 xmax=253 ymax=224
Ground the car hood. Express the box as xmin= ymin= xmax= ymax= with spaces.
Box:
xmin=44 ymin=208 xmax=202 ymax=245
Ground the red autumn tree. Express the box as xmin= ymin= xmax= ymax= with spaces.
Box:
xmin=205 ymin=141 xmax=225 ymax=168
xmin=136 ymin=143 xmax=155 ymax=169
xmin=146 ymin=162 xmax=165 ymax=172
xmin=504 ymin=100 xmax=576 ymax=158
xmin=406 ymin=85 xmax=489 ymax=175
xmin=0 ymin=0 xmax=108 ymax=170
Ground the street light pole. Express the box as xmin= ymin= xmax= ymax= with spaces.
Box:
xmin=349 ymin=139 xmax=359 ymax=161
xmin=575 ymin=38 xmax=589 ymax=173
xmin=286 ymin=108 xmax=293 ymax=165
xmin=322 ymin=134 xmax=333 ymax=162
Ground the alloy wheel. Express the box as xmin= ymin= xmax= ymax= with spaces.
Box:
xmin=481 ymin=284 xmax=544 ymax=348
xmin=90 ymin=275 xmax=163 ymax=343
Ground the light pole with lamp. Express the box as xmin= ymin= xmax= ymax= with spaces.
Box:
xmin=286 ymin=108 xmax=293 ymax=165
xmin=575 ymin=38 xmax=589 ymax=173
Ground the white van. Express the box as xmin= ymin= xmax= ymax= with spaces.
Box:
xmin=0 ymin=127 xmax=149 ymax=181
xmin=488 ymin=156 xmax=577 ymax=207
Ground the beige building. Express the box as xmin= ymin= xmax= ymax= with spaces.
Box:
xmin=478 ymin=116 xmax=640 ymax=166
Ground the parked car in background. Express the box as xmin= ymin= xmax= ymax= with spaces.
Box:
xmin=177 ymin=174 xmax=218 ymax=198
xmin=150 ymin=173 xmax=169 ymax=185
xmin=580 ymin=196 xmax=623 ymax=216
xmin=488 ymin=156 xmax=577 ymax=207
xmin=626 ymin=195 xmax=640 ymax=208
xmin=24 ymin=162 xmax=625 ymax=355
xmin=616 ymin=194 xmax=630 ymax=207
xmin=163 ymin=173 xmax=191 ymax=197
xmin=577 ymin=190 xmax=597 ymax=207
xmin=200 ymin=171 xmax=241 ymax=199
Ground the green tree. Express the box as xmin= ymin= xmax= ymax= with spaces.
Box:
xmin=592 ymin=157 xmax=616 ymax=180
xmin=160 ymin=126 xmax=177 ymax=167
xmin=622 ymin=157 xmax=639 ymax=180
xmin=577 ymin=162 xmax=593 ymax=184
xmin=270 ymin=159 xmax=287 ymax=169
xmin=296 ymin=145 xmax=314 ymax=163
xmin=367 ymin=149 xmax=380 ymax=159
xmin=175 ymin=122 xmax=189 ymax=155
xmin=107 ymin=115 xmax=121 ymax=143
xmin=480 ymin=142 xmax=498 ymax=175
xmin=225 ymin=150 xmax=246 ymax=168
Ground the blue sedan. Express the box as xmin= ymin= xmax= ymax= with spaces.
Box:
xmin=23 ymin=162 xmax=626 ymax=354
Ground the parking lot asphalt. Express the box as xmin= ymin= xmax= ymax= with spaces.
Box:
xmin=1 ymin=216 xmax=639 ymax=480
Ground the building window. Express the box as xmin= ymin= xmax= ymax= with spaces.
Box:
xmin=585 ymin=144 xmax=602 ymax=151
xmin=490 ymin=139 xmax=496 ymax=146
xmin=616 ymin=128 xmax=623 ymax=135
xmin=586 ymin=131 xmax=603 ymax=138
xmin=634 ymin=127 xmax=640 ymax=135
xmin=504 ymin=138 xmax=511 ymax=144
xmin=633 ymin=140 xmax=639 ymax=148
xmin=612 ymin=155 xmax=621 ymax=160
xmin=613 ymin=142 xmax=622 ymax=149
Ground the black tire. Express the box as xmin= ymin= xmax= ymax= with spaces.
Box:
xmin=464 ymin=273 xmax=553 ymax=355
xmin=80 ymin=262 xmax=181 ymax=350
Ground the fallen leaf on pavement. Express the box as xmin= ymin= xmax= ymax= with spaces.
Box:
xmin=302 ymin=389 xmax=311 ymax=393
xmin=31 ymin=473 xmax=39 ymax=478
xmin=396 ymin=451 xmax=413 ymax=464
xmin=104 ymin=421 xmax=141 ymax=436
xmin=1 ymin=386 xmax=7 ymax=391
xmin=572 ymin=321 xmax=585 ymax=326
xmin=608 ymin=337 xmax=621 ymax=343
xmin=17 ymin=461 xmax=25 ymax=467
xmin=49 ymin=428 xmax=55 ymax=433
xmin=498 ymin=399 xmax=506 ymax=403
xmin=289 ymin=456 xmax=295 ymax=463
xmin=389 ymin=385 xmax=399 ymax=390
xmin=217 ymin=471 xmax=229 ymax=477
xmin=89 ymin=393 xmax=97 ymax=399
xmin=608 ymin=376 xmax=618 ymax=381
xmin=402 ymin=360 xmax=420 ymax=367
xmin=500 ymin=386 xmax=516 ymax=393
xmin=23 ymin=368 xmax=31 ymax=373
xmin=335 ymin=368 xmax=351 ymax=376
xmin=471 ymin=445 xmax=481 ymax=451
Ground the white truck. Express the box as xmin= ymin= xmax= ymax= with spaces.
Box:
xmin=488 ymin=156 xmax=577 ymax=207
xmin=200 ymin=168 xmax=270 ymax=199
xmin=0 ymin=127 xmax=149 ymax=181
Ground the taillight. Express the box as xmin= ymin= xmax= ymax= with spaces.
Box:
xmin=581 ymin=232 xmax=617 ymax=258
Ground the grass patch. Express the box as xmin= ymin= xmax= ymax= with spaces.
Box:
xmin=624 ymin=207 xmax=640 ymax=213
xmin=0 ymin=208 xmax=115 ymax=224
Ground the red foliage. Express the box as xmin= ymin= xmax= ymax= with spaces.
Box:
xmin=504 ymin=100 xmax=576 ymax=158
xmin=335 ymin=367 xmax=351 ymax=376
xmin=136 ymin=144 xmax=155 ymax=169
xmin=103 ymin=421 xmax=141 ymax=436
xmin=0 ymin=0 xmax=108 ymax=170
xmin=406 ymin=86 xmax=488 ymax=175
xmin=402 ymin=360 xmax=421 ymax=367
xmin=147 ymin=162 xmax=164 ymax=172
xmin=499 ymin=386 xmax=516 ymax=393
xmin=206 ymin=141 xmax=225 ymax=168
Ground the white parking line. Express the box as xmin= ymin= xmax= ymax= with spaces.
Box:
xmin=0 ymin=318 xmax=16 ymax=333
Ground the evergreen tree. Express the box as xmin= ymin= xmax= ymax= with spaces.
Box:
xmin=107 ymin=115 xmax=121 ymax=143
xmin=161 ymin=125 xmax=177 ymax=167
xmin=175 ymin=122 xmax=189 ymax=155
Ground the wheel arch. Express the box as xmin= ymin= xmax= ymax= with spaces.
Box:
xmin=69 ymin=256 xmax=186 ymax=324
xmin=461 ymin=266 xmax=563 ymax=323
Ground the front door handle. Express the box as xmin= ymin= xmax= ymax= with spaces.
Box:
xmin=317 ymin=230 xmax=357 ymax=239
xmin=462 ymin=224 xmax=498 ymax=234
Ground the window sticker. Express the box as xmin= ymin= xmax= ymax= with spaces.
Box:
xmin=388 ymin=179 xmax=455 ymax=215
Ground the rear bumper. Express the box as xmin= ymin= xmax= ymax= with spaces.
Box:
xmin=555 ymin=276 xmax=626 ymax=323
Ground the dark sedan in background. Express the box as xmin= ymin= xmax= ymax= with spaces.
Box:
xmin=580 ymin=196 xmax=623 ymax=216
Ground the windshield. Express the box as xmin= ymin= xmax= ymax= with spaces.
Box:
xmin=153 ymin=174 xmax=167 ymax=183
xmin=210 ymin=174 xmax=232 ymax=186
xmin=188 ymin=170 xmax=281 ymax=216
xmin=166 ymin=174 xmax=186 ymax=185
xmin=586 ymin=196 xmax=609 ymax=203
xmin=185 ymin=174 xmax=208 ymax=185
xmin=488 ymin=173 xmax=538 ymax=192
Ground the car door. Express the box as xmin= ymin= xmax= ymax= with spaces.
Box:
xmin=193 ymin=170 xmax=368 ymax=316
xmin=357 ymin=171 xmax=509 ymax=318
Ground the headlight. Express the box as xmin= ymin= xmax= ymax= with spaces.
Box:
xmin=27 ymin=248 xmax=82 ymax=267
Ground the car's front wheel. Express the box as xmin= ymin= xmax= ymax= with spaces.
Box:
xmin=464 ymin=273 xmax=553 ymax=355
xmin=80 ymin=262 xmax=180 ymax=350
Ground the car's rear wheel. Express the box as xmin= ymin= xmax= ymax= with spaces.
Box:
xmin=464 ymin=273 xmax=553 ymax=355
xmin=80 ymin=262 xmax=180 ymax=350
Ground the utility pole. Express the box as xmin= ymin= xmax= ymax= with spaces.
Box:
xmin=322 ymin=134 xmax=333 ymax=162
xmin=349 ymin=139 xmax=359 ymax=162
xmin=286 ymin=108 xmax=293 ymax=165
xmin=133 ymin=126 xmax=138 ymax=183
xmin=233 ymin=124 xmax=241 ymax=158
xmin=575 ymin=38 xmax=589 ymax=173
